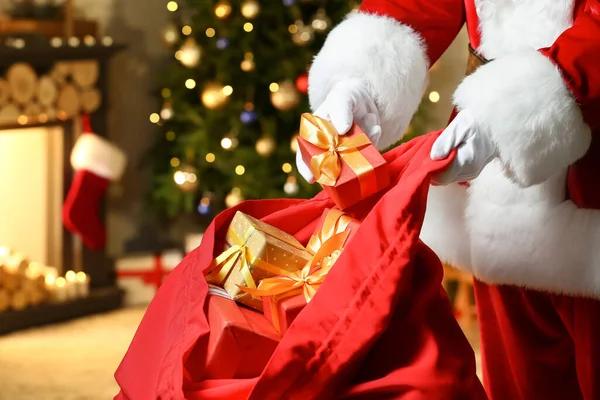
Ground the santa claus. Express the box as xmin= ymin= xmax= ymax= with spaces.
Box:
xmin=297 ymin=0 xmax=600 ymax=398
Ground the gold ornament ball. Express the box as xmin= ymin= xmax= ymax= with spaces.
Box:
xmin=241 ymin=0 xmax=260 ymax=19
xmin=178 ymin=37 xmax=202 ymax=68
xmin=270 ymin=80 xmax=300 ymax=111
xmin=214 ymin=1 xmax=232 ymax=19
xmin=161 ymin=23 xmax=179 ymax=47
xmin=173 ymin=164 xmax=199 ymax=193
xmin=201 ymin=82 xmax=229 ymax=109
xmin=255 ymin=136 xmax=276 ymax=156
xmin=225 ymin=188 xmax=244 ymax=208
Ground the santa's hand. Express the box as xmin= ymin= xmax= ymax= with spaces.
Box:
xmin=296 ymin=80 xmax=382 ymax=183
xmin=430 ymin=109 xmax=497 ymax=185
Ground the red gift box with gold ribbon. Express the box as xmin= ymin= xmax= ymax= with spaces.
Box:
xmin=185 ymin=286 xmax=281 ymax=380
xmin=298 ymin=113 xmax=390 ymax=210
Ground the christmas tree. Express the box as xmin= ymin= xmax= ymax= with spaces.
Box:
xmin=146 ymin=0 xmax=438 ymax=219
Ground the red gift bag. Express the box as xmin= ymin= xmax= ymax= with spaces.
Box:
xmin=114 ymin=131 xmax=486 ymax=400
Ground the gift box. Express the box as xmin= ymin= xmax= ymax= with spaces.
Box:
xmin=298 ymin=113 xmax=390 ymax=209
xmin=243 ymin=209 xmax=360 ymax=333
xmin=205 ymin=211 xmax=313 ymax=311
xmin=189 ymin=285 xmax=281 ymax=380
xmin=262 ymin=292 xmax=305 ymax=335
xmin=116 ymin=249 xmax=184 ymax=306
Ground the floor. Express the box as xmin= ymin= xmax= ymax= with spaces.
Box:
xmin=0 ymin=307 xmax=146 ymax=400
xmin=0 ymin=308 xmax=481 ymax=400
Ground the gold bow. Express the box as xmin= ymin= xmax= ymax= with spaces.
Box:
xmin=299 ymin=113 xmax=374 ymax=189
xmin=307 ymin=209 xmax=356 ymax=254
xmin=205 ymin=226 xmax=295 ymax=290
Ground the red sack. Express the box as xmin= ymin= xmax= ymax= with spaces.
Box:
xmin=114 ymin=131 xmax=486 ymax=400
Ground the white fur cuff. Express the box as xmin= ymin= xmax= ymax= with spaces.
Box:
xmin=308 ymin=12 xmax=429 ymax=150
xmin=420 ymin=184 xmax=471 ymax=270
xmin=453 ymin=51 xmax=591 ymax=187
xmin=71 ymin=133 xmax=127 ymax=180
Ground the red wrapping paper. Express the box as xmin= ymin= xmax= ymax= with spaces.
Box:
xmin=186 ymin=289 xmax=281 ymax=380
xmin=298 ymin=122 xmax=390 ymax=210
xmin=262 ymin=293 xmax=305 ymax=335
xmin=114 ymin=131 xmax=486 ymax=400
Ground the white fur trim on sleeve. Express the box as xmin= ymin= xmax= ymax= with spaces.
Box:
xmin=420 ymin=184 xmax=471 ymax=270
xmin=70 ymin=133 xmax=127 ymax=180
xmin=308 ymin=12 xmax=429 ymax=150
xmin=453 ymin=50 xmax=591 ymax=187
xmin=467 ymin=163 xmax=600 ymax=299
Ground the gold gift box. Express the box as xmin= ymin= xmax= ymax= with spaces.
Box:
xmin=209 ymin=211 xmax=313 ymax=311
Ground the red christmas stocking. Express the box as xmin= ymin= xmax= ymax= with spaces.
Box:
xmin=62 ymin=116 xmax=126 ymax=250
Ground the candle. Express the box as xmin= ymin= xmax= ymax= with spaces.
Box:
xmin=65 ymin=270 xmax=78 ymax=299
xmin=76 ymin=272 xmax=90 ymax=298
xmin=0 ymin=246 xmax=10 ymax=264
xmin=54 ymin=277 xmax=68 ymax=302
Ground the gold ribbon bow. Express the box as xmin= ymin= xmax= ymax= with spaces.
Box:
xmin=299 ymin=113 xmax=375 ymax=190
xmin=205 ymin=226 xmax=296 ymax=291
xmin=307 ymin=209 xmax=355 ymax=254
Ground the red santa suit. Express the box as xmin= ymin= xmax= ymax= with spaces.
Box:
xmin=308 ymin=0 xmax=600 ymax=399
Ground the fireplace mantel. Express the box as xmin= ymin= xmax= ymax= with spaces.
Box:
xmin=0 ymin=42 xmax=126 ymax=67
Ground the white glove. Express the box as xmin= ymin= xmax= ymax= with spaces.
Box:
xmin=430 ymin=109 xmax=497 ymax=185
xmin=296 ymin=80 xmax=382 ymax=183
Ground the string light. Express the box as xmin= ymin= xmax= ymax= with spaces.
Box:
xmin=222 ymin=85 xmax=233 ymax=96
xmin=185 ymin=79 xmax=196 ymax=89
xmin=166 ymin=131 xmax=176 ymax=141
xmin=235 ymin=165 xmax=246 ymax=175
xmin=206 ymin=153 xmax=216 ymax=163
xmin=83 ymin=35 xmax=96 ymax=46
xmin=170 ymin=157 xmax=180 ymax=167
xmin=284 ymin=176 xmax=299 ymax=195
xmin=173 ymin=171 xmax=186 ymax=185
xmin=225 ymin=187 xmax=243 ymax=208
xmin=221 ymin=137 xmax=233 ymax=149
xmin=101 ymin=36 xmax=114 ymax=46
xmin=68 ymin=37 xmax=80 ymax=47
xmin=167 ymin=1 xmax=178 ymax=12
xmin=182 ymin=25 xmax=192 ymax=35
xmin=162 ymin=88 xmax=172 ymax=98
xmin=206 ymin=28 xmax=216 ymax=37
xmin=243 ymin=23 xmax=254 ymax=32
xmin=50 ymin=37 xmax=63 ymax=47
xmin=429 ymin=91 xmax=440 ymax=103
xmin=241 ymin=52 xmax=255 ymax=72
xmin=269 ymin=82 xmax=279 ymax=92
xmin=17 ymin=115 xmax=28 ymax=125
xmin=149 ymin=113 xmax=160 ymax=123
xmin=288 ymin=24 xmax=298 ymax=34
xmin=282 ymin=163 xmax=292 ymax=173
xmin=214 ymin=1 xmax=232 ymax=19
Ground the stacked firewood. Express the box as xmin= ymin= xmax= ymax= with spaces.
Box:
xmin=0 ymin=248 xmax=54 ymax=312
xmin=0 ymin=60 xmax=101 ymax=127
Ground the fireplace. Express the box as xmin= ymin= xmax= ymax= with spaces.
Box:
xmin=0 ymin=125 xmax=65 ymax=271
xmin=0 ymin=41 xmax=124 ymax=334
